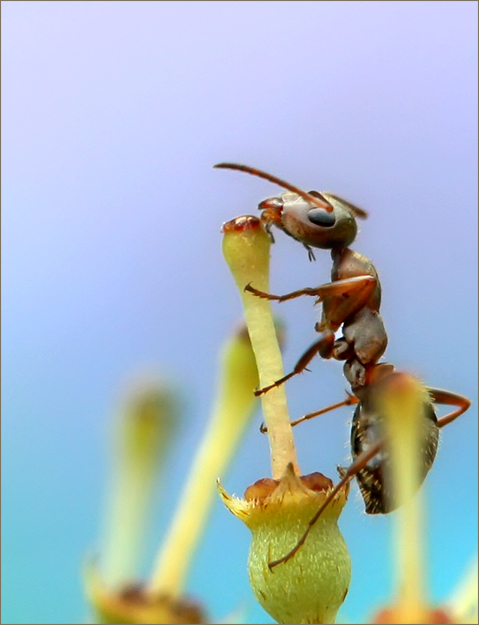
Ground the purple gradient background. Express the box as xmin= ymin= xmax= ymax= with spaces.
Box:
xmin=2 ymin=2 xmax=477 ymax=623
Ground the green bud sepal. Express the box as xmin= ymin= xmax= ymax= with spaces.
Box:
xmin=218 ymin=464 xmax=351 ymax=625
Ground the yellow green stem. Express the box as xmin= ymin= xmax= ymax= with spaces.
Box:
xmin=222 ymin=216 xmax=300 ymax=479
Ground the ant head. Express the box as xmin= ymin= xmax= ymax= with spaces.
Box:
xmin=214 ymin=163 xmax=367 ymax=250
xmin=274 ymin=190 xmax=363 ymax=250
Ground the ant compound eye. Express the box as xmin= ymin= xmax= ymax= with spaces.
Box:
xmin=308 ymin=208 xmax=336 ymax=227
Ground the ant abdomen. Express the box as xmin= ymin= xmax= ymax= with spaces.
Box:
xmin=350 ymin=399 xmax=440 ymax=514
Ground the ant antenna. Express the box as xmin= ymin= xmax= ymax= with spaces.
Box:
xmin=214 ymin=162 xmax=334 ymax=213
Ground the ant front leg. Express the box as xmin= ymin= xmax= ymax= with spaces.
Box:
xmin=427 ymin=387 xmax=471 ymax=428
xmin=244 ymin=282 xmax=323 ymax=302
xmin=268 ymin=439 xmax=383 ymax=569
xmin=246 ymin=275 xmax=376 ymax=313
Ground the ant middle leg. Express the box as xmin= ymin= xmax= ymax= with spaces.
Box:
xmin=254 ymin=332 xmax=335 ymax=396
xmin=290 ymin=394 xmax=359 ymax=428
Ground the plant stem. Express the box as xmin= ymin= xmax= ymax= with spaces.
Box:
xmin=222 ymin=216 xmax=300 ymax=479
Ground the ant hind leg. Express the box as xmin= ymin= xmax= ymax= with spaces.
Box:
xmin=427 ymin=387 xmax=471 ymax=428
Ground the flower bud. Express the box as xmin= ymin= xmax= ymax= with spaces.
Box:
xmin=371 ymin=605 xmax=454 ymax=624
xmin=218 ymin=465 xmax=351 ymax=624
xmin=85 ymin=562 xmax=206 ymax=624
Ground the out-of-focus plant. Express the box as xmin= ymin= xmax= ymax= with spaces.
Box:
xmin=99 ymin=379 xmax=179 ymax=589
xmin=368 ymin=376 xmax=478 ymax=625
xmin=85 ymin=318 xmax=263 ymax=624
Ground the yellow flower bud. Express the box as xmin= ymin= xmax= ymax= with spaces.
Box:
xmin=85 ymin=561 xmax=206 ymax=624
xmin=218 ymin=465 xmax=351 ymax=624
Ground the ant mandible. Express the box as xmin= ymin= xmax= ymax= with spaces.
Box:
xmin=215 ymin=163 xmax=471 ymax=568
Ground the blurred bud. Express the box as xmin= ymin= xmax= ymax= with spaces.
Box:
xmin=116 ymin=380 xmax=179 ymax=472
xmin=218 ymin=464 xmax=351 ymax=624
xmin=447 ymin=557 xmax=478 ymax=625
xmin=85 ymin=561 xmax=206 ymax=624
xmin=217 ymin=321 xmax=259 ymax=422
xmin=371 ymin=605 xmax=455 ymax=624
xmin=375 ymin=373 xmax=435 ymax=510
xmin=272 ymin=315 xmax=286 ymax=351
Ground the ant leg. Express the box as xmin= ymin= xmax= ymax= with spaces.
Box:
xmin=310 ymin=275 xmax=376 ymax=301
xmin=246 ymin=275 xmax=376 ymax=315
xmin=260 ymin=393 xmax=358 ymax=433
xmin=303 ymin=243 xmax=316 ymax=261
xmin=427 ymin=387 xmax=471 ymax=428
xmin=245 ymin=283 xmax=322 ymax=302
xmin=290 ymin=394 xmax=359 ymax=427
xmin=268 ymin=439 xmax=383 ymax=570
xmin=321 ymin=276 xmax=377 ymax=330
xmin=254 ymin=334 xmax=333 ymax=396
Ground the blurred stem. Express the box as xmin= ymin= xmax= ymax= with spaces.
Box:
xmin=222 ymin=215 xmax=300 ymax=479
xmin=102 ymin=384 xmax=177 ymax=588
xmin=148 ymin=325 xmax=259 ymax=598
xmin=103 ymin=462 xmax=157 ymax=587
xmin=378 ymin=374 xmax=429 ymax=622
xmin=394 ymin=484 xmax=425 ymax=620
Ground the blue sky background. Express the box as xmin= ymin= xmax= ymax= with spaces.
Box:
xmin=2 ymin=2 xmax=477 ymax=623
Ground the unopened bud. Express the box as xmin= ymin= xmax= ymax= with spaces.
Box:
xmin=218 ymin=465 xmax=351 ymax=624
xmin=85 ymin=562 xmax=206 ymax=624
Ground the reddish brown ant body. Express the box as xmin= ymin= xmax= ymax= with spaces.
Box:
xmin=215 ymin=161 xmax=387 ymax=394
xmin=215 ymin=163 xmax=471 ymax=567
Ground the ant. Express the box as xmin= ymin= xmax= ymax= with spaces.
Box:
xmin=215 ymin=163 xmax=471 ymax=567
xmin=214 ymin=161 xmax=386 ymax=394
